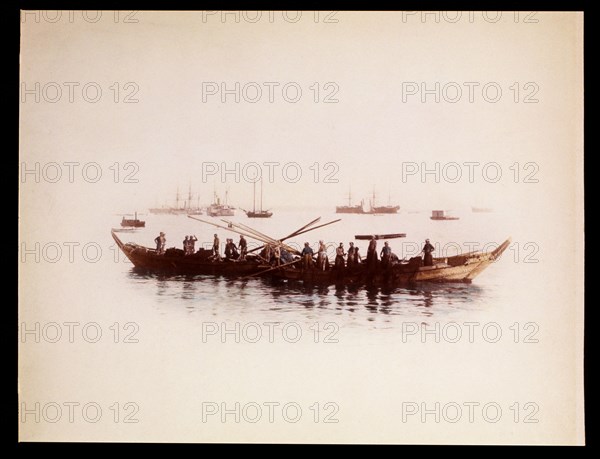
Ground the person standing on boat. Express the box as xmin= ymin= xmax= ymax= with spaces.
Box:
xmin=422 ymin=239 xmax=435 ymax=266
xmin=380 ymin=241 xmax=392 ymax=268
xmin=335 ymin=243 xmax=346 ymax=269
xmin=354 ymin=246 xmax=362 ymax=264
xmin=317 ymin=240 xmax=329 ymax=270
xmin=262 ymin=244 xmax=272 ymax=263
xmin=212 ymin=234 xmax=221 ymax=260
xmin=188 ymin=235 xmax=198 ymax=254
xmin=154 ymin=232 xmax=166 ymax=255
xmin=367 ymin=236 xmax=378 ymax=267
xmin=183 ymin=236 xmax=189 ymax=254
xmin=230 ymin=239 xmax=239 ymax=259
xmin=238 ymin=235 xmax=247 ymax=260
xmin=301 ymin=242 xmax=314 ymax=269
xmin=347 ymin=242 xmax=356 ymax=267
xmin=273 ymin=245 xmax=281 ymax=266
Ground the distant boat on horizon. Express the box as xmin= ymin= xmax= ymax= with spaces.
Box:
xmin=367 ymin=188 xmax=400 ymax=214
xmin=149 ymin=185 xmax=203 ymax=215
xmin=336 ymin=188 xmax=366 ymax=214
xmin=245 ymin=179 xmax=272 ymax=218
xmin=120 ymin=211 xmax=145 ymax=228
xmin=431 ymin=210 xmax=459 ymax=221
xmin=471 ymin=206 xmax=494 ymax=213
xmin=207 ymin=189 xmax=235 ymax=217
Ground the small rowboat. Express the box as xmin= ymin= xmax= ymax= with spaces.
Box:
xmin=355 ymin=233 xmax=406 ymax=240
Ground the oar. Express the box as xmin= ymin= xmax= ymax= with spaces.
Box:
xmin=221 ymin=219 xmax=300 ymax=255
xmin=241 ymin=258 xmax=300 ymax=279
xmin=247 ymin=217 xmax=321 ymax=253
xmin=284 ymin=216 xmax=322 ymax=239
xmin=290 ymin=218 xmax=342 ymax=238
xmin=221 ymin=219 xmax=278 ymax=244
xmin=187 ymin=216 xmax=272 ymax=244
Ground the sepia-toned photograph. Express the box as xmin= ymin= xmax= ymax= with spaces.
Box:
xmin=19 ymin=10 xmax=584 ymax=444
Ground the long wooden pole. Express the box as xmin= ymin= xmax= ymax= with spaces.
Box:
xmin=221 ymin=219 xmax=299 ymax=255
xmin=187 ymin=216 xmax=272 ymax=244
xmin=247 ymin=217 xmax=322 ymax=253
xmin=247 ymin=218 xmax=341 ymax=255
xmin=290 ymin=218 xmax=342 ymax=238
xmin=223 ymin=219 xmax=278 ymax=244
xmin=241 ymin=258 xmax=300 ymax=279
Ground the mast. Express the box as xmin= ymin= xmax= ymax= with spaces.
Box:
xmin=260 ymin=178 xmax=263 ymax=212
xmin=348 ymin=186 xmax=352 ymax=206
xmin=176 ymin=187 xmax=181 ymax=209
xmin=188 ymin=184 xmax=193 ymax=210
xmin=253 ymin=181 xmax=256 ymax=213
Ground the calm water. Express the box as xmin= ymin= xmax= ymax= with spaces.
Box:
xmin=21 ymin=205 xmax=555 ymax=442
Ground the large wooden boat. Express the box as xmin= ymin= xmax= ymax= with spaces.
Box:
xmin=270 ymin=238 xmax=511 ymax=286
xmin=111 ymin=230 xmax=265 ymax=276
xmin=113 ymin=228 xmax=510 ymax=286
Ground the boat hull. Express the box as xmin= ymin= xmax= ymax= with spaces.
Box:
xmin=246 ymin=211 xmax=273 ymax=218
xmin=112 ymin=231 xmax=510 ymax=286
xmin=270 ymin=239 xmax=511 ymax=286
xmin=369 ymin=206 xmax=400 ymax=214
xmin=336 ymin=206 xmax=365 ymax=214
xmin=112 ymin=231 xmax=266 ymax=276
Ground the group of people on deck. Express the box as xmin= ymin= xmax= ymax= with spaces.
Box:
xmin=154 ymin=231 xmax=436 ymax=268
xmin=301 ymin=237 xmax=436 ymax=270
xmin=212 ymin=234 xmax=248 ymax=261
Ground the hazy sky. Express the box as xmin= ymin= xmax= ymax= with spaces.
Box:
xmin=20 ymin=11 xmax=582 ymax=217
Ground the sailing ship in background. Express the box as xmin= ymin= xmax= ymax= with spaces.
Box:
xmin=471 ymin=206 xmax=494 ymax=213
xmin=367 ymin=188 xmax=400 ymax=214
xmin=244 ymin=179 xmax=273 ymax=218
xmin=335 ymin=188 xmax=399 ymax=214
xmin=335 ymin=188 xmax=366 ymax=214
xmin=149 ymin=186 xmax=203 ymax=215
xmin=207 ymin=189 xmax=236 ymax=217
